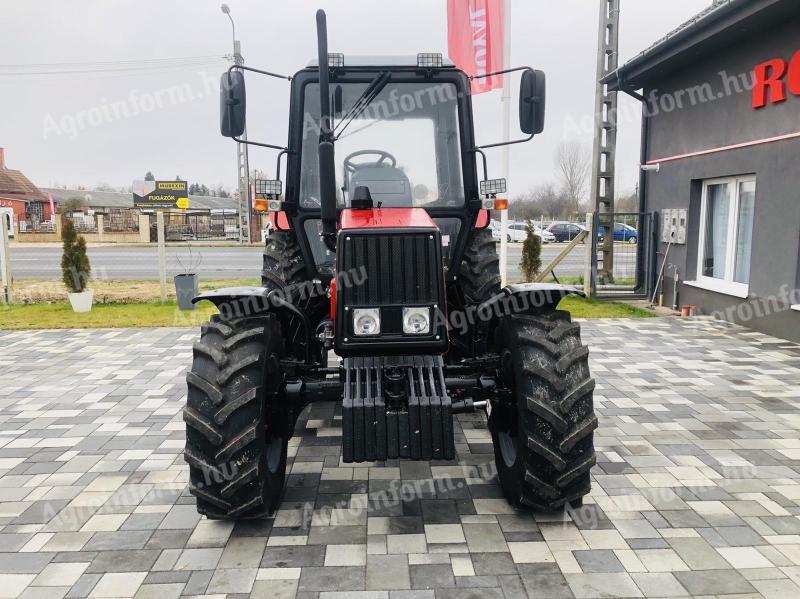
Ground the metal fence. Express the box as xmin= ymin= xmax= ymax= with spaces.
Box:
xmin=17 ymin=219 xmax=56 ymax=234
xmin=592 ymin=211 xmax=655 ymax=298
xmin=104 ymin=208 xmax=139 ymax=232
xmin=63 ymin=213 xmax=99 ymax=234
xmin=154 ymin=211 xmax=240 ymax=241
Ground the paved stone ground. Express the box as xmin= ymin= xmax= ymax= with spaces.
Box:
xmin=1 ymin=318 xmax=800 ymax=599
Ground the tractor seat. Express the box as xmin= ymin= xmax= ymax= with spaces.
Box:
xmin=349 ymin=165 xmax=412 ymax=207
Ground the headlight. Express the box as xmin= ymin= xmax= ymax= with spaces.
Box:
xmin=353 ymin=308 xmax=380 ymax=336
xmin=403 ymin=307 xmax=431 ymax=335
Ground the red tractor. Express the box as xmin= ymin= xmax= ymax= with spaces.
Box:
xmin=184 ymin=10 xmax=596 ymax=519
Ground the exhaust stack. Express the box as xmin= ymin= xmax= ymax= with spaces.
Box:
xmin=316 ymin=9 xmax=338 ymax=252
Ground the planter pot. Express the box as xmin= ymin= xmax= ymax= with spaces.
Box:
xmin=68 ymin=289 xmax=94 ymax=313
xmin=175 ymin=274 xmax=199 ymax=311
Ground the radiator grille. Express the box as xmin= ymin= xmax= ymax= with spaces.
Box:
xmin=341 ymin=233 xmax=440 ymax=306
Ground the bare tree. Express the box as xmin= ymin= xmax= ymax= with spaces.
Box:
xmin=555 ymin=141 xmax=591 ymax=216
xmin=510 ymin=183 xmax=573 ymax=221
xmin=616 ymin=188 xmax=639 ymax=213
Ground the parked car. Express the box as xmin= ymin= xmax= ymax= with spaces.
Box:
xmin=598 ymin=222 xmax=638 ymax=244
xmin=538 ymin=228 xmax=556 ymax=244
xmin=547 ymin=221 xmax=586 ymax=243
xmin=491 ymin=222 xmax=554 ymax=243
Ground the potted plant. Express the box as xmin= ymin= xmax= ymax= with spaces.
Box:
xmin=61 ymin=219 xmax=93 ymax=312
xmin=174 ymin=243 xmax=201 ymax=310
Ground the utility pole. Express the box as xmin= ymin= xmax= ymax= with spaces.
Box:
xmin=589 ymin=0 xmax=620 ymax=284
xmin=222 ymin=4 xmax=251 ymax=245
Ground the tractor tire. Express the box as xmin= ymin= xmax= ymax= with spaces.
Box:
xmin=458 ymin=228 xmax=502 ymax=305
xmin=448 ymin=228 xmax=502 ymax=361
xmin=262 ymin=229 xmax=307 ymax=292
xmin=490 ymin=310 xmax=597 ymax=511
xmin=184 ymin=313 xmax=288 ymax=519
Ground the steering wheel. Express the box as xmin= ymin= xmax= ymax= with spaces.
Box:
xmin=344 ymin=149 xmax=397 ymax=175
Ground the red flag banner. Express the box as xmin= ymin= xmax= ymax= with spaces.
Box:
xmin=447 ymin=0 xmax=504 ymax=94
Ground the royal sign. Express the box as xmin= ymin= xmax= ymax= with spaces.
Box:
xmin=752 ymin=49 xmax=800 ymax=109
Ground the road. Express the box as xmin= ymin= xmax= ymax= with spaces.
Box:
xmin=8 ymin=242 xmax=634 ymax=281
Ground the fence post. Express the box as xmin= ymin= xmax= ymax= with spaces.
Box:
xmin=96 ymin=214 xmax=104 ymax=241
xmin=138 ymin=213 xmax=150 ymax=243
xmin=584 ymin=213 xmax=593 ymax=298
xmin=157 ymin=211 xmax=167 ymax=303
xmin=0 ymin=215 xmax=12 ymax=304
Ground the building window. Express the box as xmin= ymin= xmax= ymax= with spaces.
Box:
xmin=694 ymin=176 xmax=756 ymax=298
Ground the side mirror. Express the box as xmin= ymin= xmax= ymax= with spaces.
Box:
xmin=220 ymin=70 xmax=246 ymax=138
xmin=519 ymin=69 xmax=546 ymax=135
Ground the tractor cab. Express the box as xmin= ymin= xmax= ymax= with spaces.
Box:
xmin=185 ymin=9 xmax=596 ymax=520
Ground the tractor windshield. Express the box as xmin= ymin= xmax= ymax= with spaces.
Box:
xmin=300 ymin=80 xmax=465 ymax=210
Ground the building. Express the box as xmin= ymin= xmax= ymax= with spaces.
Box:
xmin=607 ymin=0 xmax=800 ymax=341
xmin=0 ymin=148 xmax=53 ymax=233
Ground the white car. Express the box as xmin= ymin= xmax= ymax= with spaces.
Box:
xmin=492 ymin=222 xmax=554 ymax=243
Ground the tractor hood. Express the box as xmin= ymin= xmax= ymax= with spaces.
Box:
xmin=339 ymin=207 xmax=438 ymax=230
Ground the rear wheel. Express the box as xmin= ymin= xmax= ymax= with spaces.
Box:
xmin=184 ymin=313 xmax=288 ymax=519
xmin=490 ymin=310 xmax=597 ymax=510
xmin=449 ymin=228 xmax=502 ymax=360
xmin=458 ymin=228 xmax=501 ymax=305
xmin=262 ymin=229 xmax=307 ymax=292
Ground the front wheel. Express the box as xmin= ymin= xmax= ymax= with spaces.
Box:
xmin=490 ymin=311 xmax=597 ymax=510
xmin=628 ymin=237 xmax=638 ymax=244
xmin=184 ymin=313 xmax=288 ymax=519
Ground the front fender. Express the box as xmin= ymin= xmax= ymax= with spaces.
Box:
xmin=192 ymin=286 xmax=273 ymax=319
xmin=478 ymin=283 xmax=584 ymax=317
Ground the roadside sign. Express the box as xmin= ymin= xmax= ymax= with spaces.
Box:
xmin=133 ymin=180 xmax=190 ymax=210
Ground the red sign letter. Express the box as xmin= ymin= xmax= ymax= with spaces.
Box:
xmin=788 ymin=49 xmax=800 ymax=97
xmin=752 ymin=58 xmax=787 ymax=108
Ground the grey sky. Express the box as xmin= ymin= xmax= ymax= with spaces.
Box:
xmin=1 ymin=0 xmax=711 ymax=199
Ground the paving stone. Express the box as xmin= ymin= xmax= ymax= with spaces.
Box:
xmin=409 ymin=564 xmax=455 ymax=589
xmin=565 ymin=573 xmax=644 ymax=598
xmin=131 ymin=582 xmax=184 ymax=599
xmin=88 ymin=571 xmax=147 ymax=598
xmin=507 ymin=542 xmax=554 ymax=564
xmin=366 ymin=555 xmax=411 ymax=591
xmin=324 ymin=544 xmax=367 ymax=566
xmin=674 ymin=569 xmax=756 ymax=595
xmin=205 ymin=567 xmax=257 ymax=594
xmin=573 ymin=549 xmax=627 ymax=573
xmin=519 ymin=573 xmax=574 ymax=599
xmin=630 ymin=572 xmax=688 ymax=597
xmin=298 ymin=566 xmax=366 ymax=592
xmin=33 ymin=563 xmax=90 ymax=587
xmin=386 ymin=534 xmax=427 ymax=555
xmin=462 ymin=523 xmax=508 ymax=553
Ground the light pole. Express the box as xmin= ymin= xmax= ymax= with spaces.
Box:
xmin=221 ymin=3 xmax=252 ymax=244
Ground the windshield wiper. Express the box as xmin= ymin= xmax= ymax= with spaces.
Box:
xmin=334 ymin=71 xmax=391 ymax=140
